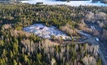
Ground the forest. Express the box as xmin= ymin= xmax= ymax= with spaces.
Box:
xmin=0 ymin=3 xmax=107 ymax=65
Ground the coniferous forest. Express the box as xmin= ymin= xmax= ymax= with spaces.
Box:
xmin=0 ymin=3 xmax=107 ymax=65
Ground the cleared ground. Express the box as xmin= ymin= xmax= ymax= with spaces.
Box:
xmin=23 ymin=23 xmax=71 ymax=40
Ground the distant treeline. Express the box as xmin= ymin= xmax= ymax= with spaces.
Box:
xmin=56 ymin=0 xmax=107 ymax=3
xmin=56 ymin=0 xmax=89 ymax=1
xmin=0 ymin=0 xmax=24 ymax=2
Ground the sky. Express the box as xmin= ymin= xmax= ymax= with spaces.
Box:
xmin=21 ymin=0 xmax=107 ymax=6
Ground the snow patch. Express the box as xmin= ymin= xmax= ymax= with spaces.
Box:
xmin=23 ymin=24 xmax=70 ymax=40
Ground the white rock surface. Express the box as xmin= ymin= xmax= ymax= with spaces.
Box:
xmin=23 ymin=24 xmax=70 ymax=39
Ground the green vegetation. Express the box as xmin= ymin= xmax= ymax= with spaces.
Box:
xmin=0 ymin=3 xmax=106 ymax=65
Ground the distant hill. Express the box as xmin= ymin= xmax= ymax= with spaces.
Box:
xmin=56 ymin=0 xmax=107 ymax=3
xmin=0 ymin=0 xmax=24 ymax=2
xmin=0 ymin=0 xmax=18 ymax=1
xmin=101 ymin=0 xmax=107 ymax=3
xmin=56 ymin=0 xmax=89 ymax=1
xmin=0 ymin=0 xmax=107 ymax=3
